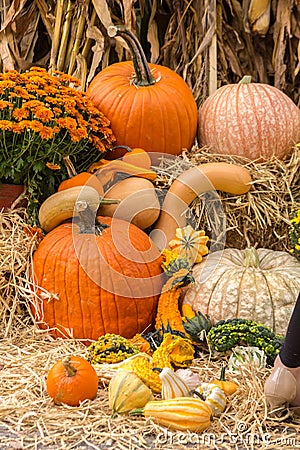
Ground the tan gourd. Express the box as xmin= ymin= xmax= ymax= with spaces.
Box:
xmin=38 ymin=186 xmax=101 ymax=232
xmin=98 ymin=177 xmax=160 ymax=229
xmin=108 ymin=369 xmax=153 ymax=416
xmin=151 ymin=162 xmax=252 ymax=249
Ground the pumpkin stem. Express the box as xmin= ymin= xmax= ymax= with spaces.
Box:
xmin=63 ymin=155 xmax=78 ymax=178
xmin=192 ymin=389 xmax=205 ymax=401
xmin=111 ymin=145 xmax=133 ymax=153
xmin=239 ymin=75 xmax=252 ymax=84
xmin=62 ymin=356 xmax=77 ymax=377
xmin=107 ymin=25 xmax=156 ymax=87
xmin=75 ymin=200 xmax=109 ymax=235
xmin=243 ymin=247 xmax=260 ymax=268
xmin=219 ymin=363 xmax=227 ymax=381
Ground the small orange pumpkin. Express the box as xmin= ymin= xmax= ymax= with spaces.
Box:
xmin=58 ymin=156 xmax=104 ymax=196
xmin=211 ymin=364 xmax=238 ymax=396
xmin=46 ymin=356 xmax=98 ymax=406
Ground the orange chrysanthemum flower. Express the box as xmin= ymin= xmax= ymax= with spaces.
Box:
xmin=0 ymin=120 xmax=13 ymax=131
xmin=0 ymin=99 xmax=12 ymax=110
xmin=33 ymin=107 xmax=54 ymax=122
xmin=12 ymin=108 xmax=30 ymax=120
xmin=0 ymin=66 xmax=116 ymax=223
xmin=46 ymin=162 xmax=60 ymax=170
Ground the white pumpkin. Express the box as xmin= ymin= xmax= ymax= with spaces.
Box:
xmin=182 ymin=247 xmax=300 ymax=335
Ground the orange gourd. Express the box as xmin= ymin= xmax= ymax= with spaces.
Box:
xmin=46 ymin=356 xmax=98 ymax=406
xmin=58 ymin=156 xmax=104 ymax=196
xmin=103 ymin=145 xmax=152 ymax=168
xmin=122 ymin=148 xmax=152 ymax=170
xmin=211 ymin=365 xmax=238 ymax=396
xmin=58 ymin=172 xmax=104 ymax=195
xmin=198 ymin=75 xmax=300 ymax=161
xmin=31 ymin=204 xmax=164 ymax=341
xmin=87 ymin=26 xmax=197 ymax=157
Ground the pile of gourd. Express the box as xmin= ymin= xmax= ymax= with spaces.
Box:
xmin=45 ymin=338 xmax=239 ymax=432
xmin=29 ymin=25 xmax=300 ymax=433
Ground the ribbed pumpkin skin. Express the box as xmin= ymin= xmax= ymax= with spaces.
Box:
xmin=198 ymin=82 xmax=300 ymax=160
xmin=31 ymin=217 xmax=163 ymax=341
xmin=183 ymin=248 xmax=300 ymax=335
xmin=87 ymin=61 xmax=198 ymax=156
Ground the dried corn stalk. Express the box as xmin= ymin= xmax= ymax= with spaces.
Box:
xmin=0 ymin=1 xmax=299 ymax=105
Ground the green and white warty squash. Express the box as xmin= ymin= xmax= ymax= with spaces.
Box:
xmin=182 ymin=247 xmax=300 ymax=335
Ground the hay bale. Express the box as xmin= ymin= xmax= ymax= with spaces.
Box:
xmin=0 ymin=325 xmax=300 ymax=450
xmin=152 ymin=146 xmax=300 ymax=252
xmin=0 ymin=156 xmax=300 ymax=449
xmin=0 ymin=207 xmax=42 ymax=335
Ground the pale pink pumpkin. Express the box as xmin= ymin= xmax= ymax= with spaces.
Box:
xmin=198 ymin=76 xmax=300 ymax=161
xmin=182 ymin=247 xmax=300 ymax=335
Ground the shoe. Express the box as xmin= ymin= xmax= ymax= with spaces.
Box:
xmin=264 ymin=366 xmax=297 ymax=411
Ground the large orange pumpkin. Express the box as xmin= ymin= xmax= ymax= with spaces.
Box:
xmin=86 ymin=26 xmax=197 ymax=157
xmin=198 ymin=76 xmax=300 ymax=161
xmin=31 ymin=213 xmax=164 ymax=341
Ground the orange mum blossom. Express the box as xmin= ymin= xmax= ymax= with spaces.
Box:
xmin=0 ymin=67 xmax=115 ymax=223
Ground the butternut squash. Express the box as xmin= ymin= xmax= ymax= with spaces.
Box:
xmin=151 ymin=162 xmax=252 ymax=249
xmin=38 ymin=186 xmax=101 ymax=232
xmin=98 ymin=177 xmax=160 ymax=230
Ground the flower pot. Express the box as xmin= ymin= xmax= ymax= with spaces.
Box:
xmin=0 ymin=184 xmax=25 ymax=209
